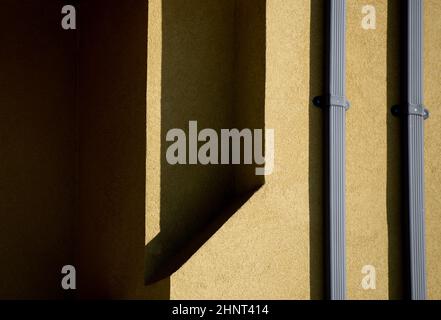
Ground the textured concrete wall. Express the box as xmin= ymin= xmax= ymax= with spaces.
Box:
xmin=1 ymin=0 xmax=440 ymax=300
xmin=424 ymin=0 xmax=441 ymax=301
xmin=146 ymin=0 xmax=441 ymax=300
xmin=346 ymin=0 xmax=389 ymax=300
xmin=146 ymin=0 xmax=238 ymax=285
xmin=164 ymin=0 xmax=313 ymax=299
xmin=146 ymin=0 xmax=266 ymax=293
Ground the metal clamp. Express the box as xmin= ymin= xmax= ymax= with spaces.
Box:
xmin=391 ymin=104 xmax=429 ymax=120
xmin=313 ymin=95 xmax=350 ymax=110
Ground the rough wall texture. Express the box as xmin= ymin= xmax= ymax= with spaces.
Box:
xmin=346 ymin=0 xmax=389 ymax=300
xmin=0 ymin=0 xmax=440 ymax=300
xmin=424 ymin=0 xmax=441 ymax=301
xmin=164 ymin=0 xmax=313 ymax=299
xmin=147 ymin=0 xmax=441 ymax=300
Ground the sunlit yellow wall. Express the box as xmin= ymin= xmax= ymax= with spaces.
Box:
xmin=3 ymin=0 xmax=440 ymax=300
xmin=145 ymin=0 xmax=441 ymax=300
xmin=166 ymin=0 xmax=313 ymax=299
xmin=424 ymin=0 xmax=441 ymax=301
xmin=346 ymin=0 xmax=389 ymax=300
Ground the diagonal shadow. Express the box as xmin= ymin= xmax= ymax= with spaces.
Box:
xmin=75 ymin=0 xmax=170 ymax=299
xmin=145 ymin=0 xmax=266 ymax=284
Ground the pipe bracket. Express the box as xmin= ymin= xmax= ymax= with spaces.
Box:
xmin=313 ymin=95 xmax=350 ymax=110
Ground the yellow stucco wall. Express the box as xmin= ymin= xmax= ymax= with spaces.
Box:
xmin=163 ymin=0 xmax=312 ymax=299
xmin=424 ymin=0 xmax=441 ymax=301
xmin=146 ymin=0 xmax=441 ymax=300
xmin=346 ymin=0 xmax=389 ymax=300
xmin=1 ymin=0 xmax=440 ymax=300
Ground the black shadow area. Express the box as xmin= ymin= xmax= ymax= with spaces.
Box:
xmin=145 ymin=0 xmax=266 ymax=284
xmin=309 ymin=0 xmax=325 ymax=300
xmin=386 ymin=0 xmax=405 ymax=300
xmin=0 ymin=0 xmax=77 ymax=299
xmin=75 ymin=0 xmax=167 ymax=299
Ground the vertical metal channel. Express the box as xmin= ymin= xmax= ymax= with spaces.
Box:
xmin=404 ymin=0 xmax=427 ymax=300
xmin=326 ymin=0 xmax=348 ymax=300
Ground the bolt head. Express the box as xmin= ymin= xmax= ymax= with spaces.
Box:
xmin=312 ymin=96 xmax=321 ymax=107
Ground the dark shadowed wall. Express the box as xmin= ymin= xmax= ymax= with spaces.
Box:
xmin=0 ymin=0 xmax=77 ymax=299
xmin=75 ymin=0 xmax=162 ymax=299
